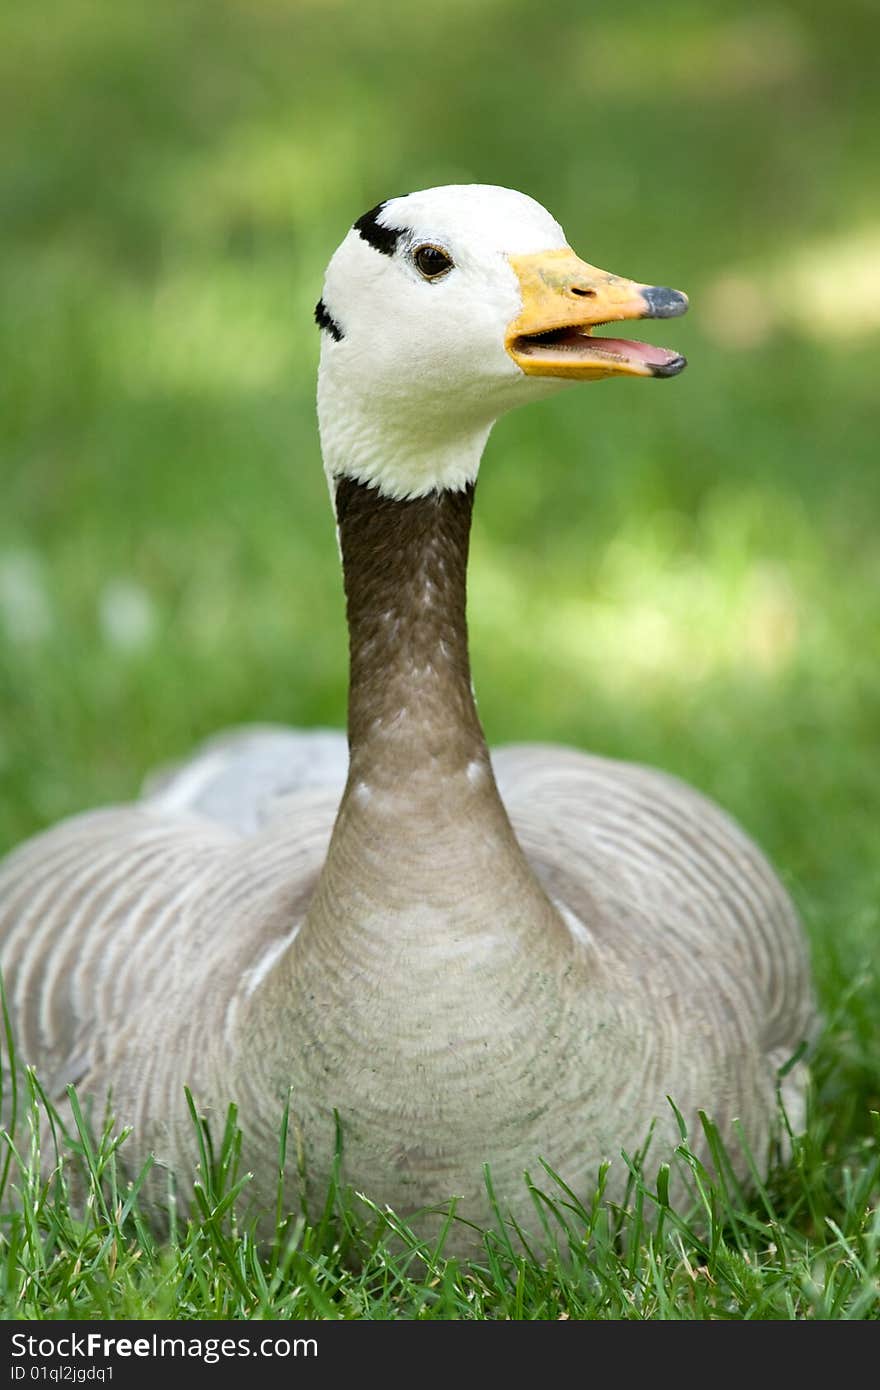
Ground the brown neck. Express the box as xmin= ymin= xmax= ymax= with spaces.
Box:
xmin=280 ymin=470 xmax=566 ymax=985
xmin=335 ymin=476 xmax=487 ymax=785
xmin=244 ymin=477 xmax=577 ymax=1150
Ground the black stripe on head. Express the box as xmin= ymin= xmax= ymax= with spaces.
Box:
xmin=315 ymin=298 xmax=344 ymax=342
xmin=353 ymin=200 xmax=407 ymax=257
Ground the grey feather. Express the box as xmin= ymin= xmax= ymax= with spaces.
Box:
xmin=0 ymin=185 xmax=818 ymax=1257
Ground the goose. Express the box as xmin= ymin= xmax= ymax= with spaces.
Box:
xmin=0 ymin=184 xmax=816 ymax=1257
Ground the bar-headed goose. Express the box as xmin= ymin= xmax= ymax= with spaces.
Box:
xmin=0 ymin=185 xmax=816 ymax=1256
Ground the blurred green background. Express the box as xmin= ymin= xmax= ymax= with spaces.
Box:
xmin=1 ymin=0 xmax=878 ymax=1035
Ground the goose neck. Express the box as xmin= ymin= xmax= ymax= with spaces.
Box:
xmin=301 ymin=469 xmax=564 ymax=950
xmin=336 ymin=475 xmax=485 ymax=783
xmin=242 ymin=472 xmax=570 ymax=1064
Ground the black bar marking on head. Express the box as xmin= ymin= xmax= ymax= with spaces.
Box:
xmin=315 ymin=299 xmax=344 ymax=341
xmin=353 ymin=201 xmax=407 ymax=257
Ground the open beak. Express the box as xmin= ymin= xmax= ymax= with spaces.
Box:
xmin=506 ymin=247 xmax=688 ymax=380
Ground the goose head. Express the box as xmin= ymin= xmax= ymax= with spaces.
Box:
xmin=315 ymin=184 xmax=687 ymax=500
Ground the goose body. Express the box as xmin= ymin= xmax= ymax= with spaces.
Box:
xmin=0 ymin=186 xmax=815 ymax=1254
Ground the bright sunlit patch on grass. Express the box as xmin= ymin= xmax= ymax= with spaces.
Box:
xmin=472 ymin=489 xmax=810 ymax=697
xmin=786 ymin=229 xmax=880 ymax=338
xmin=98 ymin=579 xmax=158 ymax=653
xmin=0 ymin=549 xmax=53 ymax=645
xmin=703 ymin=225 xmax=880 ymax=348
xmin=544 ymin=554 xmax=801 ymax=690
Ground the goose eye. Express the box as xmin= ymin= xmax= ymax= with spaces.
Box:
xmin=414 ymin=244 xmax=454 ymax=280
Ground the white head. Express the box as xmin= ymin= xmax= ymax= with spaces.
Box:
xmin=316 ymin=184 xmax=687 ymax=500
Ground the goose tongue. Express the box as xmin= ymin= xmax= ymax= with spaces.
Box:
xmin=581 ymin=335 xmax=687 ymax=377
xmin=514 ymin=326 xmax=687 ymax=378
xmin=506 ymin=247 xmax=688 ymax=380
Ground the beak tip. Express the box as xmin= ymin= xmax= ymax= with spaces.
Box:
xmin=651 ymin=354 xmax=688 ymax=378
xmin=641 ymin=286 xmax=689 ymax=319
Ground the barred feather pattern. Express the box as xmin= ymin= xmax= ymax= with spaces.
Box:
xmin=0 ymin=185 xmax=819 ymax=1256
xmin=0 ymin=727 xmax=816 ymax=1251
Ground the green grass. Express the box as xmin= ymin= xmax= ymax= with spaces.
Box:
xmin=1 ymin=1025 xmax=878 ymax=1320
xmin=1 ymin=0 xmax=879 ymax=1318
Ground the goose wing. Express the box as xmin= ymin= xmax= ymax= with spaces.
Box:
xmin=492 ymin=741 xmax=817 ymax=1068
xmin=0 ymin=731 xmax=345 ymax=1116
xmin=142 ymin=724 xmax=349 ymax=834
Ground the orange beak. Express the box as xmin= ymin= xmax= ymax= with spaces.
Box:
xmin=506 ymin=247 xmax=688 ymax=380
